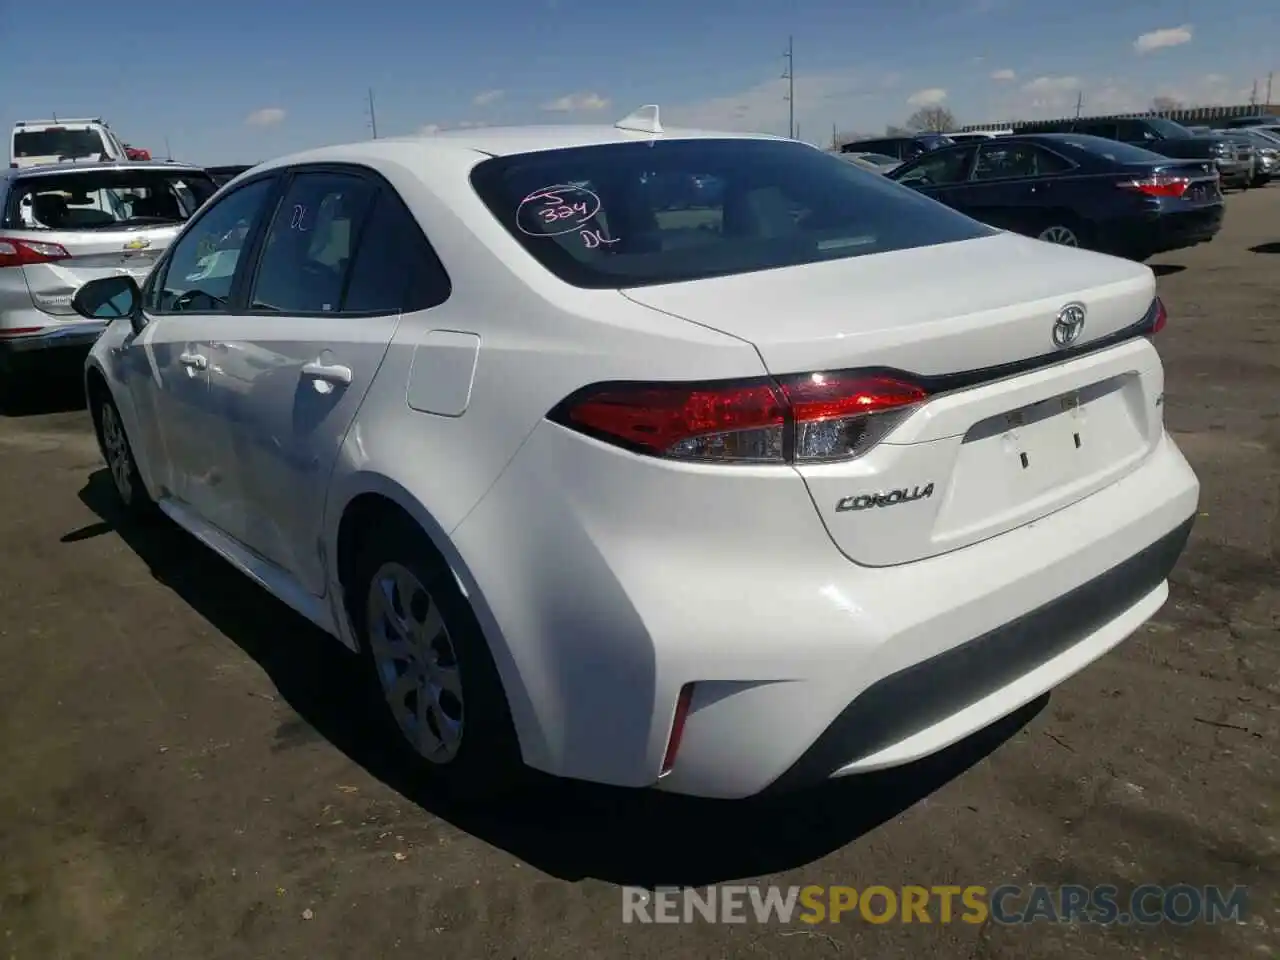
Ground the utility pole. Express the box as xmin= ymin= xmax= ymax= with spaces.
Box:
xmin=781 ymin=36 xmax=795 ymax=139
xmin=1249 ymin=79 xmax=1258 ymax=107
xmin=367 ymin=88 xmax=379 ymax=139
xmin=1267 ymin=72 xmax=1274 ymax=107
xmin=164 ymin=137 xmax=172 ymax=161
xmin=1074 ymin=91 xmax=1083 ymax=119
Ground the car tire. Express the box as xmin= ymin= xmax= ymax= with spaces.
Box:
xmin=350 ymin=522 xmax=524 ymax=803
xmin=90 ymin=388 xmax=157 ymax=518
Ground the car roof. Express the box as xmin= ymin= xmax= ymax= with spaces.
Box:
xmin=250 ymin=119 xmax=789 ymax=177
xmin=2 ymin=159 xmax=204 ymax=182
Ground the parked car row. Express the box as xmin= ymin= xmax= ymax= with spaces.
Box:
xmin=888 ymin=133 xmax=1227 ymax=262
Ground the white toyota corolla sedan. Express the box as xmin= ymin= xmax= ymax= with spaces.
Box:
xmin=72 ymin=106 xmax=1199 ymax=800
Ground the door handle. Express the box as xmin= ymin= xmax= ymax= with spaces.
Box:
xmin=178 ymin=352 xmax=208 ymax=370
xmin=301 ymin=359 xmax=352 ymax=385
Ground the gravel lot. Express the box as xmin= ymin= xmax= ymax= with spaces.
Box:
xmin=1 ymin=189 xmax=1277 ymax=960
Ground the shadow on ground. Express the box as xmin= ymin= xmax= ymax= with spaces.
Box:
xmin=1248 ymin=241 xmax=1280 ymax=255
xmin=69 ymin=468 xmax=1042 ymax=888
xmin=0 ymin=353 xmax=89 ymax=417
xmin=1150 ymin=264 xmax=1187 ymax=277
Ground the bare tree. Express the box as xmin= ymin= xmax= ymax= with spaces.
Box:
xmin=1151 ymin=96 xmax=1182 ymax=115
xmin=905 ymin=106 xmax=957 ymax=133
xmin=885 ymin=124 xmax=911 ymax=137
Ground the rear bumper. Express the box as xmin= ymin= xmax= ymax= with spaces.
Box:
xmin=0 ymin=321 xmax=108 ymax=356
xmin=453 ymin=417 xmax=1200 ymax=799
xmin=1105 ymin=206 xmax=1224 ymax=257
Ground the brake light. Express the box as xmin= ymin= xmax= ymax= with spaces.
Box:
xmin=0 ymin=239 xmax=72 ymax=268
xmin=1119 ymin=175 xmax=1190 ymax=198
xmin=0 ymin=239 xmax=71 ymax=268
xmin=550 ymin=370 xmax=929 ymax=464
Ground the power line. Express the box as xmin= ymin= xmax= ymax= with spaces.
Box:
xmin=781 ymin=36 xmax=795 ymax=139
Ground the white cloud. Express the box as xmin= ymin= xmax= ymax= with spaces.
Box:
xmin=663 ymin=70 xmax=880 ymax=141
xmin=245 ymin=107 xmax=285 ymax=128
xmin=541 ymin=92 xmax=610 ymax=112
xmin=1133 ymin=25 xmax=1193 ymax=54
xmin=990 ymin=68 xmax=1016 ymax=82
xmin=418 ymin=121 xmax=489 ymax=135
xmin=472 ymin=89 xmax=504 ymax=107
xmin=906 ymin=88 xmax=948 ymax=108
xmin=1022 ymin=75 xmax=1080 ymax=95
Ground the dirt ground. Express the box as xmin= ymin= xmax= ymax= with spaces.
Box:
xmin=1 ymin=190 xmax=1277 ymax=960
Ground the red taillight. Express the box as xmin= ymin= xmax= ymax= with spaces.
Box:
xmin=1119 ymin=175 xmax=1190 ymax=198
xmin=660 ymin=684 xmax=695 ymax=777
xmin=551 ymin=370 xmax=929 ymax=464
xmin=1150 ymin=297 xmax=1167 ymax=335
xmin=0 ymin=239 xmax=71 ymax=269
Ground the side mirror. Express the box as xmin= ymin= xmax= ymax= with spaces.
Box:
xmin=72 ymin=274 xmax=145 ymax=334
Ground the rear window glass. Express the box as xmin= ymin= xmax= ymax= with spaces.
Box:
xmin=1048 ymin=135 xmax=1170 ymax=164
xmin=13 ymin=128 xmax=107 ymax=160
xmin=2 ymin=169 xmax=218 ymax=231
xmin=469 ymin=138 xmax=993 ymax=289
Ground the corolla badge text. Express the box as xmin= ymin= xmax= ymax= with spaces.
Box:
xmin=835 ymin=483 xmax=935 ymax=513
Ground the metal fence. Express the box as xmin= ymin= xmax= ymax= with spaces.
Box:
xmin=959 ymin=103 xmax=1279 ymax=133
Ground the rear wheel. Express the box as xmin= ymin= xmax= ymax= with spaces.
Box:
xmin=90 ymin=388 xmax=156 ymax=518
xmin=350 ymin=522 xmax=524 ymax=802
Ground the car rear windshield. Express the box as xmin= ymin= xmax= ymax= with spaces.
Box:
xmin=469 ymin=138 xmax=993 ymax=289
xmin=12 ymin=128 xmax=107 ymax=160
xmin=2 ymin=169 xmax=218 ymax=231
xmin=1051 ymin=135 xmax=1171 ymax=164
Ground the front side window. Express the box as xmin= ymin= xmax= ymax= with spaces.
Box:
xmin=151 ymin=176 xmax=277 ymax=314
xmin=895 ymin=146 xmax=977 ymax=186
xmin=2 ymin=169 xmax=217 ymax=231
xmin=248 ymin=171 xmax=377 ymax=313
xmin=470 ymin=139 xmax=993 ymax=289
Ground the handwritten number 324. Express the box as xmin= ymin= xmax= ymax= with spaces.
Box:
xmin=539 ymin=202 xmax=588 ymax=223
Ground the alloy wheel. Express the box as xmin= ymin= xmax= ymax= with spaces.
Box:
xmin=366 ymin=561 xmax=465 ymax=763
xmin=1038 ymin=225 xmax=1079 ymax=246
xmin=100 ymin=403 xmax=133 ymax=503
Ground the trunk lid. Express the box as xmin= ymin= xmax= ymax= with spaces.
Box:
xmin=11 ymin=225 xmax=178 ymax=317
xmin=621 ymin=231 xmax=1165 ymax=565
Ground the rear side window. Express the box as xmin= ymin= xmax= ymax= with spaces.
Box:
xmin=342 ymin=188 xmax=451 ymax=313
xmin=470 ymin=138 xmax=993 ymax=289
xmin=12 ymin=128 xmax=107 ymax=160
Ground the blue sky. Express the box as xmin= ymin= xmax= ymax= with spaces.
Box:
xmin=2 ymin=0 xmax=1276 ymax=164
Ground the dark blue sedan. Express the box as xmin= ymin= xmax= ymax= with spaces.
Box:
xmin=887 ymin=133 xmax=1225 ymax=261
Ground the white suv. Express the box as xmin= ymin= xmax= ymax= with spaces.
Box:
xmin=10 ymin=118 xmax=128 ymax=169
xmin=70 ymin=107 xmax=1199 ymax=800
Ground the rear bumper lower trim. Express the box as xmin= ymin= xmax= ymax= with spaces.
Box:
xmin=759 ymin=514 xmax=1194 ymax=796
